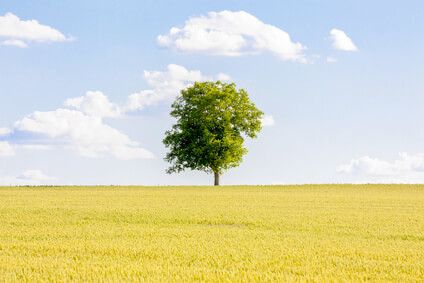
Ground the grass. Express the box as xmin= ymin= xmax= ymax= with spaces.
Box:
xmin=0 ymin=185 xmax=423 ymax=281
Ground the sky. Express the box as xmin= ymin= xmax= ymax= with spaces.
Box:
xmin=1 ymin=0 xmax=424 ymax=185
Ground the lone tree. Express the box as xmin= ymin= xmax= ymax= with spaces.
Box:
xmin=163 ymin=81 xmax=263 ymax=186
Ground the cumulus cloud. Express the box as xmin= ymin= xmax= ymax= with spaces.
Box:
xmin=61 ymin=64 xmax=230 ymax=114
xmin=64 ymin=91 xmax=121 ymax=118
xmin=126 ymin=64 xmax=230 ymax=112
xmin=330 ymin=28 xmax=358 ymax=52
xmin=337 ymin=153 xmax=424 ymax=183
xmin=0 ymin=141 xmax=15 ymax=157
xmin=2 ymin=64 xmax=235 ymax=160
xmin=261 ymin=115 xmax=275 ymax=127
xmin=14 ymin=109 xmax=153 ymax=160
xmin=1 ymin=39 xmax=28 ymax=48
xmin=158 ymin=10 xmax=306 ymax=62
xmin=0 ymin=12 xmax=71 ymax=48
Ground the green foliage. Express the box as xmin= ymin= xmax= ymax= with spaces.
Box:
xmin=163 ymin=81 xmax=263 ymax=175
xmin=0 ymin=185 xmax=423 ymax=281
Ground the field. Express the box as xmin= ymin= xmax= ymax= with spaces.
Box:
xmin=0 ymin=185 xmax=423 ymax=281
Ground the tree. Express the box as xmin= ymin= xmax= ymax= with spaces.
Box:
xmin=163 ymin=81 xmax=263 ymax=186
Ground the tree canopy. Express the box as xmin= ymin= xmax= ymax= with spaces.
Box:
xmin=163 ymin=81 xmax=263 ymax=185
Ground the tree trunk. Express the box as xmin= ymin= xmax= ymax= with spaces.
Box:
xmin=214 ymin=171 xmax=220 ymax=186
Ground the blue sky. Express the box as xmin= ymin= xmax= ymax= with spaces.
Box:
xmin=1 ymin=0 xmax=424 ymax=185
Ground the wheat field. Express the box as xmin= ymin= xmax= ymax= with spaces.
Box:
xmin=0 ymin=185 xmax=423 ymax=281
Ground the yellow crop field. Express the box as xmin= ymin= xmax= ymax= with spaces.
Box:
xmin=0 ymin=185 xmax=423 ymax=282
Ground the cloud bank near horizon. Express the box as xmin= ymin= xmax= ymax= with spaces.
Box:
xmin=337 ymin=153 xmax=424 ymax=183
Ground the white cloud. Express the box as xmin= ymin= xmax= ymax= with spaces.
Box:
xmin=326 ymin=56 xmax=337 ymax=63
xmin=158 ymin=10 xmax=306 ymax=62
xmin=261 ymin=115 xmax=275 ymax=127
xmin=64 ymin=91 xmax=121 ymax=118
xmin=14 ymin=109 xmax=153 ymax=160
xmin=126 ymin=64 xmax=230 ymax=112
xmin=0 ymin=127 xmax=12 ymax=136
xmin=0 ymin=141 xmax=15 ymax=157
xmin=0 ymin=12 xmax=71 ymax=48
xmin=337 ymin=153 xmax=424 ymax=183
xmin=61 ymin=65 xmax=229 ymax=115
xmin=1 ymin=39 xmax=27 ymax=48
xmin=3 ymin=64 xmax=231 ymax=160
xmin=17 ymin=170 xmax=55 ymax=181
xmin=330 ymin=28 xmax=358 ymax=52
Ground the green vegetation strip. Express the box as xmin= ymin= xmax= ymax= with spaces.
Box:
xmin=0 ymin=185 xmax=423 ymax=281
